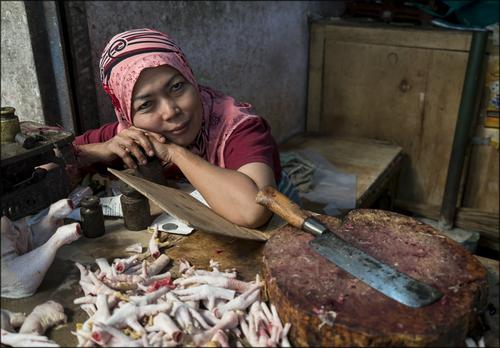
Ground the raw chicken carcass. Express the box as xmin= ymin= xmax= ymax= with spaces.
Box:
xmin=0 ymin=300 xmax=66 ymax=347
xmin=19 ymin=301 xmax=67 ymax=335
xmin=1 ymin=199 xmax=81 ymax=298
xmin=0 ymin=309 xmax=26 ymax=332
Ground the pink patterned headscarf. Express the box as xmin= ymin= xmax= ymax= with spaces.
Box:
xmin=99 ymin=28 xmax=257 ymax=167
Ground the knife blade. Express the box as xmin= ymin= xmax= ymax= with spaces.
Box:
xmin=256 ymin=186 xmax=443 ymax=308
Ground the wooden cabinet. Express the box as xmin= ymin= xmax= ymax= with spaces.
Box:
xmin=307 ymin=20 xmax=472 ymax=208
xmin=306 ymin=20 xmax=499 ymax=251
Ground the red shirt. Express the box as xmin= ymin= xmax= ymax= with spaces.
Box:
xmin=73 ymin=117 xmax=282 ymax=183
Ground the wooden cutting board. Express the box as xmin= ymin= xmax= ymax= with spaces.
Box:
xmin=262 ymin=209 xmax=489 ymax=347
xmin=108 ymin=168 xmax=283 ymax=241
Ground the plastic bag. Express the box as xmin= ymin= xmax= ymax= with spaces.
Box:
xmin=282 ymin=149 xmax=357 ymax=216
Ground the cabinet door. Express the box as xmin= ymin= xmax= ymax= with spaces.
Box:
xmin=463 ymin=142 xmax=499 ymax=213
xmin=322 ymin=41 xmax=429 ymax=153
xmin=414 ymin=49 xmax=468 ymax=205
xmin=316 ymin=38 xmax=467 ymax=206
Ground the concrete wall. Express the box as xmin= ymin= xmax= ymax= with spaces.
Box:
xmin=1 ymin=1 xmax=44 ymax=123
xmin=84 ymin=1 xmax=344 ymax=143
xmin=1 ymin=1 xmax=344 ymax=142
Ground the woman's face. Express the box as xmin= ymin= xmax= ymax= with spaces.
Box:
xmin=131 ymin=65 xmax=203 ymax=146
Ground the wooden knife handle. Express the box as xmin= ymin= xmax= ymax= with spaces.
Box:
xmin=256 ymin=186 xmax=309 ymax=229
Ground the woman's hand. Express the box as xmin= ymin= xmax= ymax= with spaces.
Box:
xmin=103 ymin=126 xmax=166 ymax=168
xmin=147 ymin=136 xmax=177 ymax=163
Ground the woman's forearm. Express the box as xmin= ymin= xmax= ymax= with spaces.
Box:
xmin=169 ymin=145 xmax=272 ymax=228
xmin=75 ymin=143 xmax=117 ymax=167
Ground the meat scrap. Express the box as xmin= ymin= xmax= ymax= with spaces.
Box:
xmin=72 ymin=257 xmax=292 ymax=347
xmin=0 ymin=330 xmax=60 ymax=347
xmin=0 ymin=300 xmax=66 ymax=347
xmin=0 ymin=309 xmax=26 ymax=333
xmin=19 ymin=301 xmax=67 ymax=335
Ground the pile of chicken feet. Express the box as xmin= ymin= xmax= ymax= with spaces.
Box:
xmin=72 ymin=230 xmax=291 ymax=347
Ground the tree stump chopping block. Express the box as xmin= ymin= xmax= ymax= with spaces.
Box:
xmin=262 ymin=209 xmax=488 ymax=347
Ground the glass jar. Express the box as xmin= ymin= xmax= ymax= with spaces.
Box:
xmin=120 ymin=183 xmax=151 ymax=231
xmin=0 ymin=106 xmax=21 ymax=143
xmin=80 ymin=195 xmax=105 ymax=238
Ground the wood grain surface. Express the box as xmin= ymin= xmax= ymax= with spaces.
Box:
xmin=463 ymin=142 xmax=499 ymax=214
xmin=306 ymin=21 xmax=471 ymax=208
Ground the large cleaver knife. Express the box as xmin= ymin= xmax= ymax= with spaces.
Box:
xmin=256 ymin=186 xmax=443 ymax=308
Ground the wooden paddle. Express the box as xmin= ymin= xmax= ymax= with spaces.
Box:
xmin=108 ymin=168 xmax=283 ymax=241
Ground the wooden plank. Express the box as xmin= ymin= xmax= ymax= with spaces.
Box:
xmin=306 ymin=23 xmax=326 ymax=132
xmin=395 ymin=200 xmax=499 ymax=251
xmin=280 ymin=134 xmax=402 ymax=204
xmin=318 ymin=21 xmax=472 ymax=51
xmin=456 ymin=208 xmax=499 ymax=249
xmin=109 ymin=168 xmax=272 ymax=241
xmin=168 ymin=231 xmax=264 ymax=282
xmin=463 ymin=141 xmax=499 ymax=213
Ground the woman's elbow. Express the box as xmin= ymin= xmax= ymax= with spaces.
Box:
xmin=237 ymin=205 xmax=273 ymax=229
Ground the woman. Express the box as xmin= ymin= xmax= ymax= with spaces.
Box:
xmin=73 ymin=28 xmax=299 ymax=228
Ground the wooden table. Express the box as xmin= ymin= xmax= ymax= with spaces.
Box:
xmin=280 ymin=134 xmax=404 ymax=209
xmin=2 ymin=216 xmax=498 ymax=347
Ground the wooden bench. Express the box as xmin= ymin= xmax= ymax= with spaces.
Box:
xmin=280 ymin=133 xmax=404 ymax=211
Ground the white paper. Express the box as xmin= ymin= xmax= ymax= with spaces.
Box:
xmin=100 ymin=195 xmax=123 ymax=217
xmin=124 ymin=242 xmax=143 ymax=253
xmin=176 ymin=182 xmax=210 ymax=207
xmin=147 ymin=185 xmax=210 ymax=235
xmin=151 ymin=213 xmax=194 ymax=235
xmin=189 ymin=190 xmax=210 ymax=207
